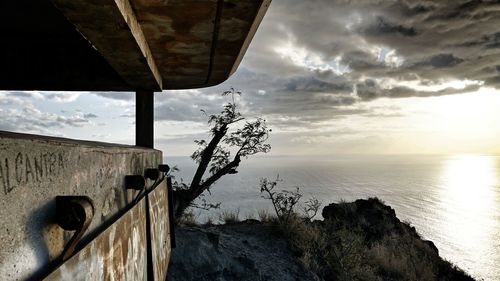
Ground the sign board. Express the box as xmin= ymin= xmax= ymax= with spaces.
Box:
xmin=44 ymin=199 xmax=148 ymax=281
xmin=148 ymin=181 xmax=171 ymax=281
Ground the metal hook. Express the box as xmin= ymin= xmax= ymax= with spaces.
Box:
xmin=145 ymin=168 xmax=160 ymax=181
xmin=158 ymin=164 xmax=170 ymax=173
xmin=56 ymin=196 xmax=94 ymax=262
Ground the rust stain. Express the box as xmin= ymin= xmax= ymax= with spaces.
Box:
xmin=44 ymin=199 xmax=148 ymax=281
xmin=129 ymin=0 xmax=266 ymax=88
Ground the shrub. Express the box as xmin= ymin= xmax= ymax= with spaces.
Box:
xmin=257 ymin=209 xmax=274 ymax=222
xmin=303 ymin=197 xmax=322 ymax=221
xmin=177 ymin=209 xmax=198 ymax=227
xmin=289 ymin=220 xmax=365 ymax=281
xmin=244 ymin=212 xmax=256 ymax=220
xmin=259 ymin=176 xmax=302 ymax=225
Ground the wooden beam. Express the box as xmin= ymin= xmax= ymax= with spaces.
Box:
xmin=51 ymin=0 xmax=162 ymax=90
xmin=207 ymin=0 xmax=272 ymax=87
xmin=229 ymin=0 xmax=272 ymax=76
xmin=129 ymin=0 xmax=272 ymax=90
xmin=136 ymin=91 xmax=154 ymax=148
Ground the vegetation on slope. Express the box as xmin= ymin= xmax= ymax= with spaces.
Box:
xmin=267 ymin=197 xmax=475 ymax=281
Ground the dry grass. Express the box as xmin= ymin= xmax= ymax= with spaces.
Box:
xmin=219 ymin=208 xmax=240 ymax=224
xmin=203 ymin=216 xmax=215 ymax=227
xmin=367 ymin=234 xmax=436 ymax=281
xmin=177 ymin=210 xmax=198 ymax=227
xmin=257 ymin=209 xmax=275 ymax=222
xmin=263 ymin=199 xmax=475 ymax=281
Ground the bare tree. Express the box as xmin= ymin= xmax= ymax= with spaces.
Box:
xmin=172 ymin=88 xmax=271 ymax=220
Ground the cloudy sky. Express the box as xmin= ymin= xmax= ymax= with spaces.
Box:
xmin=2 ymin=0 xmax=500 ymax=156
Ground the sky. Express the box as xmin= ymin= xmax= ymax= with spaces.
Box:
xmin=2 ymin=0 xmax=500 ymax=156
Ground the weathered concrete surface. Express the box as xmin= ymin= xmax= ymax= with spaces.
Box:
xmin=45 ymin=198 xmax=148 ymax=281
xmin=0 ymin=131 xmax=162 ymax=281
xmin=168 ymin=222 xmax=320 ymax=281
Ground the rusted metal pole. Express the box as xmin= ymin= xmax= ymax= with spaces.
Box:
xmin=136 ymin=90 xmax=154 ymax=148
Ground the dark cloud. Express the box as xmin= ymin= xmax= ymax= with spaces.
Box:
xmin=2 ymin=91 xmax=84 ymax=102
xmin=340 ymin=50 xmax=385 ymax=72
xmin=0 ymin=106 xmax=94 ymax=135
xmin=71 ymin=0 xmax=500 ymax=130
xmin=154 ymin=90 xmax=225 ymax=122
xmin=355 ymin=78 xmax=484 ymax=101
xmin=156 ymin=132 xmax=208 ymax=143
xmin=362 ymin=112 xmax=404 ymax=118
xmin=484 ymin=32 xmax=500 ymax=49
xmin=362 ymin=17 xmax=417 ymax=37
xmin=6 ymin=92 xmax=35 ymax=98
xmin=129 ymin=0 xmax=495 ymax=134
xmin=389 ymin=84 xmax=482 ymax=99
xmin=413 ymin=53 xmax=465 ymax=69
xmin=43 ymin=93 xmax=81 ymax=102
xmin=224 ymin=0 xmax=500 ymax=116
xmin=284 ymin=77 xmax=352 ymax=93
xmin=356 ymin=79 xmax=379 ymax=101
xmin=84 ymin=113 xmax=98 ymax=118
xmin=93 ymin=92 xmax=134 ymax=101
xmin=248 ymin=0 xmax=500 ymax=83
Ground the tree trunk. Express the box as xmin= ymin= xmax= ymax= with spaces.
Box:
xmin=190 ymin=125 xmax=227 ymax=189
xmin=172 ymin=155 xmax=241 ymax=221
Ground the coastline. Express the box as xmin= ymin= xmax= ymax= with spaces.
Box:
xmin=168 ymin=198 xmax=475 ymax=281
xmin=166 ymin=154 xmax=499 ymax=280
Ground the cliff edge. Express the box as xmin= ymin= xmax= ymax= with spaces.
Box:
xmin=167 ymin=221 xmax=319 ymax=281
xmin=167 ymin=198 xmax=475 ymax=281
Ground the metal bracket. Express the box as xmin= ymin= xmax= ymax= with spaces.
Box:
xmin=158 ymin=164 xmax=170 ymax=173
xmin=125 ymin=175 xmax=146 ymax=190
xmin=145 ymin=168 xmax=160 ymax=181
xmin=56 ymin=196 xmax=94 ymax=262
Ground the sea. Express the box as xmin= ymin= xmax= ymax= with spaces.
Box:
xmin=166 ymin=154 xmax=500 ymax=281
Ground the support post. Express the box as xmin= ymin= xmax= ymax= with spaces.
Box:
xmin=136 ymin=90 xmax=154 ymax=148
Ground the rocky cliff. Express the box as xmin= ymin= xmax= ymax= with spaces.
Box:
xmin=167 ymin=198 xmax=474 ymax=281
xmin=167 ymin=221 xmax=319 ymax=281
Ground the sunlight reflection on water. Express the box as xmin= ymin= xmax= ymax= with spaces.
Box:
xmin=436 ymin=155 xmax=499 ymax=280
xmin=169 ymin=154 xmax=500 ymax=280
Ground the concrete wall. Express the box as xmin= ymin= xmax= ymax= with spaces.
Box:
xmin=0 ymin=131 xmax=162 ymax=281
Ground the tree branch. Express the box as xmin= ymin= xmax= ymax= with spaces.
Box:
xmin=199 ymin=155 xmax=241 ymax=193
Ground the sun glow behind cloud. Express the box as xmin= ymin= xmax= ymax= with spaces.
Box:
xmin=356 ymin=87 xmax=500 ymax=155
xmin=3 ymin=0 xmax=500 ymax=158
xmin=392 ymin=79 xmax=484 ymax=92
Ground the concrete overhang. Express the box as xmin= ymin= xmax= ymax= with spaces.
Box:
xmin=0 ymin=0 xmax=271 ymax=92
